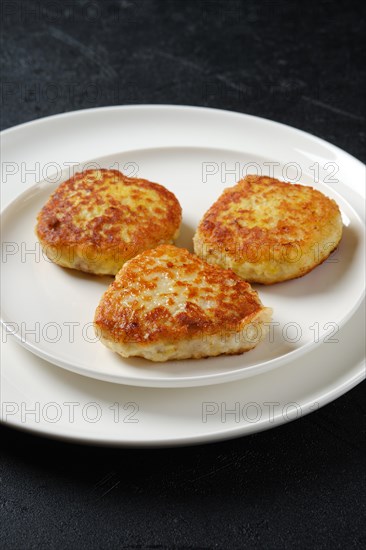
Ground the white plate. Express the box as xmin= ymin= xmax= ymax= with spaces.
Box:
xmin=0 ymin=301 xmax=364 ymax=446
xmin=1 ymin=107 xmax=365 ymax=388
xmin=0 ymin=106 xmax=365 ymax=446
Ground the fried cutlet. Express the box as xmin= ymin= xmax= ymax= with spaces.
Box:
xmin=36 ymin=169 xmax=182 ymax=275
xmin=94 ymin=245 xmax=272 ymax=361
xmin=193 ymin=175 xmax=343 ymax=284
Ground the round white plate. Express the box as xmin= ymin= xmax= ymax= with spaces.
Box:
xmin=1 ymin=106 xmax=365 ymax=445
xmin=1 ymin=106 xmax=365 ymax=388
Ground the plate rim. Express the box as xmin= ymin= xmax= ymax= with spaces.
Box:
xmin=2 ymin=103 xmax=365 ymax=172
xmin=1 ymin=337 xmax=365 ymax=447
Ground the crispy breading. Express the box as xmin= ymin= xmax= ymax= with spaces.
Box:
xmin=36 ymin=169 xmax=182 ymax=275
xmin=94 ymin=245 xmax=272 ymax=361
xmin=193 ymin=175 xmax=343 ymax=284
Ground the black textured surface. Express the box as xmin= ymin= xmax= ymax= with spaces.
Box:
xmin=1 ymin=0 xmax=365 ymax=548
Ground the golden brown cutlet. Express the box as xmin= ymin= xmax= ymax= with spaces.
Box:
xmin=194 ymin=175 xmax=343 ymax=284
xmin=36 ymin=169 xmax=182 ymax=275
xmin=94 ymin=244 xmax=272 ymax=362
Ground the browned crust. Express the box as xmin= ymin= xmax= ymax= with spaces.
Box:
xmin=194 ymin=175 xmax=343 ymax=283
xmin=94 ymin=244 xmax=267 ymax=345
xmin=35 ymin=169 xmax=182 ymax=267
xmin=196 ymin=175 xmax=341 ymax=255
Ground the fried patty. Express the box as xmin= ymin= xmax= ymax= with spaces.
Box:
xmin=94 ymin=244 xmax=272 ymax=362
xmin=36 ymin=169 xmax=182 ymax=275
xmin=193 ymin=175 xmax=343 ymax=284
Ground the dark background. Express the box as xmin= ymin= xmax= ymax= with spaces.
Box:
xmin=1 ymin=0 xmax=365 ymax=548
